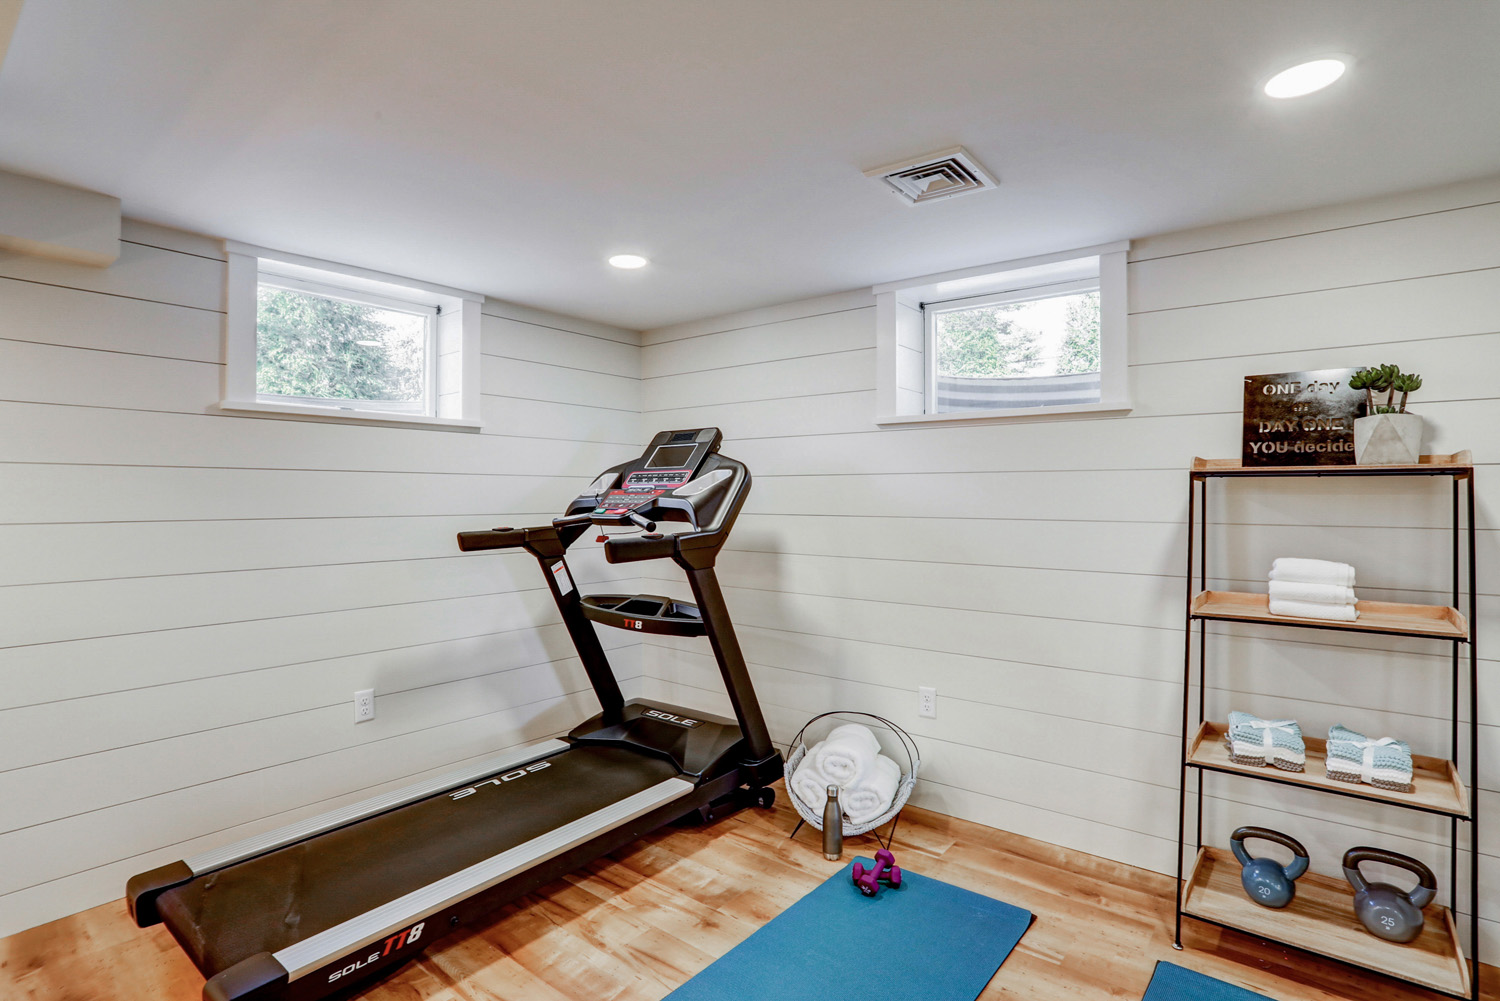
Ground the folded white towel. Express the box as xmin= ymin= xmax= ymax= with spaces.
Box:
xmin=790 ymin=744 xmax=837 ymax=813
xmin=1268 ymin=580 xmax=1357 ymax=606
xmin=1269 ymin=558 xmax=1355 ymax=588
xmin=1268 ymin=597 xmax=1358 ymax=621
xmin=812 ymin=723 xmax=881 ymax=785
xmin=844 ymin=754 xmax=901 ymax=825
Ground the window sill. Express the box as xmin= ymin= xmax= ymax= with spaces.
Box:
xmin=875 ymin=399 xmax=1132 ymax=428
xmin=218 ymin=399 xmax=484 ymax=431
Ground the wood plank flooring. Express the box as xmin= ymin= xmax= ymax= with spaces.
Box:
xmin=2 ymin=784 xmax=1494 ymax=1001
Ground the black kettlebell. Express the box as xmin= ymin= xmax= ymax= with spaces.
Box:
xmin=1229 ymin=827 xmax=1308 ymax=909
xmin=1342 ymin=847 xmax=1437 ymax=944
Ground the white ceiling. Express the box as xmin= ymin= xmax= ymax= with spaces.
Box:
xmin=2 ymin=1 xmax=1498 ymax=330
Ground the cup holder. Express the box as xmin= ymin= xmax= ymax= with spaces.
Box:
xmin=580 ymin=593 xmax=707 ymax=636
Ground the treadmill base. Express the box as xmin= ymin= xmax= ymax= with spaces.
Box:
xmin=205 ymin=764 xmax=774 ymax=1001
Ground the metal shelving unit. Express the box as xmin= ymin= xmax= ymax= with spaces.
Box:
xmin=1175 ymin=452 xmax=1479 ymax=1000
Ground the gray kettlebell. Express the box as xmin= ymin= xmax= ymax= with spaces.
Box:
xmin=1342 ymin=847 xmax=1437 ymax=944
xmin=1229 ymin=826 xmax=1309 ymax=908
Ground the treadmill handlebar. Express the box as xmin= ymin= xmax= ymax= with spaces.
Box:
xmin=456 ymin=527 xmax=530 ymax=551
xmin=602 ymin=533 xmax=677 ymax=563
xmin=457 ymin=513 xmax=597 ymax=559
xmin=456 ymin=509 xmax=644 ymax=555
xmin=602 ymin=528 xmax=721 ymax=565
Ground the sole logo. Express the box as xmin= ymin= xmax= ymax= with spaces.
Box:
xmin=643 ymin=709 xmax=699 ymax=728
xmin=327 ymin=920 xmax=425 ymax=983
xmin=449 ymin=760 xmax=551 ymax=801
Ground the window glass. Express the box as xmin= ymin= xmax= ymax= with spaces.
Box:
xmin=930 ymin=288 xmax=1100 ymax=412
xmin=255 ymin=282 xmax=432 ymax=415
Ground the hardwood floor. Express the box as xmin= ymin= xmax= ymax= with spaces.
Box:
xmin=2 ymin=785 xmax=1494 ymax=1001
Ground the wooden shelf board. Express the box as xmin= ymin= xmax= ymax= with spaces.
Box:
xmin=1188 ymin=722 xmax=1470 ymax=818
xmin=1191 ymin=590 xmax=1468 ymax=640
xmin=1191 ymin=452 xmax=1472 ymax=476
xmin=1182 ymin=846 xmax=1471 ymax=997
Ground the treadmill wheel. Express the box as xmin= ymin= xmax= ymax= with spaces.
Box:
xmin=756 ymin=787 xmax=775 ymax=809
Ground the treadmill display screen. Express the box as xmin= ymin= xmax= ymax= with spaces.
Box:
xmin=647 ymin=444 xmax=696 ymax=468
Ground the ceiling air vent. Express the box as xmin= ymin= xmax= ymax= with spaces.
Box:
xmin=864 ymin=146 xmax=997 ymax=205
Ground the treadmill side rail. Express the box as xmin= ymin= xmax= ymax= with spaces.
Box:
xmin=184 ymin=739 xmax=570 ymax=877
xmin=272 ymin=777 xmax=695 ymax=981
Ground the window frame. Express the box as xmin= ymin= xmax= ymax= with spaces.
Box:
xmin=873 ymin=241 xmax=1130 ymax=426
xmin=222 ymin=243 xmax=484 ymax=430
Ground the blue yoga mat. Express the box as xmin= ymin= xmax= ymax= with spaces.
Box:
xmin=1143 ymin=962 xmax=1276 ymax=1001
xmin=664 ymin=858 xmax=1033 ymax=1001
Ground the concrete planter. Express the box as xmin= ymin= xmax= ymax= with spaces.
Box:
xmin=1353 ymin=412 xmax=1424 ymax=465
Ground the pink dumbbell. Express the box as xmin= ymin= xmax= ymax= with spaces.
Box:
xmin=851 ymin=849 xmax=903 ymax=897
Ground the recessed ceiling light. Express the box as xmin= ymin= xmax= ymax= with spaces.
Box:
xmin=1264 ymin=58 xmax=1347 ymax=99
xmin=608 ymin=254 xmax=649 ymax=269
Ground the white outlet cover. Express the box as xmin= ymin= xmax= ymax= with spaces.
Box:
xmin=354 ymin=688 xmax=375 ymax=723
xmin=918 ymin=686 xmax=936 ymax=719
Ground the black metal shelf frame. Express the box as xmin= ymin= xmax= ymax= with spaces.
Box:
xmin=1175 ymin=461 xmax=1480 ymax=1001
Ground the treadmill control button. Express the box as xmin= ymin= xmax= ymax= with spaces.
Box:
xmin=643 ymin=533 xmax=664 ymax=539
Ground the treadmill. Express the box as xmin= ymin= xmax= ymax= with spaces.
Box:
xmin=127 ymin=427 xmax=781 ymax=1001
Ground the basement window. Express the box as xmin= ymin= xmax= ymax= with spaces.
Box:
xmin=222 ymin=245 xmax=483 ymax=429
xmin=874 ymin=242 xmax=1130 ymax=425
xmin=928 ymin=282 xmax=1101 ymax=412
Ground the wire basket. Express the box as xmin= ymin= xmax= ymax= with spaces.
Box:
xmin=784 ymin=711 xmax=919 ymax=847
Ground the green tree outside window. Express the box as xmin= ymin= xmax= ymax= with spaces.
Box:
xmin=256 ymin=287 xmax=425 ymax=402
xmin=1056 ymin=290 xmax=1100 ymax=375
xmin=934 ymin=290 xmax=1099 ymax=379
xmin=934 ymin=302 xmax=1042 ymax=377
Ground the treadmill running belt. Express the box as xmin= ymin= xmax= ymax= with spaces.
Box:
xmin=155 ymin=745 xmax=681 ymax=978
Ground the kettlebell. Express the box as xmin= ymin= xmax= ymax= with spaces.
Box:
xmin=1229 ymin=827 xmax=1309 ymax=909
xmin=1342 ymin=847 xmax=1437 ymax=944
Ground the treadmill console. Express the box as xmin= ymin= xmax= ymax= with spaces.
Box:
xmin=595 ymin=467 xmax=693 ymax=514
xmin=571 ymin=427 xmax=744 ymax=533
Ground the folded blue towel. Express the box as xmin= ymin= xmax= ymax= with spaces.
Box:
xmin=1223 ymin=711 xmax=1305 ymax=772
xmin=1326 ymin=724 xmax=1413 ymax=793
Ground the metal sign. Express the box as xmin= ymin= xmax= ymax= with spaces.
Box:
xmin=1242 ymin=369 xmax=1364 ymax=466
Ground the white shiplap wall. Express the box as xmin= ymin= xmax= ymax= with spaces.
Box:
xmin=0 ymin=221 xmax=644 ymax=936
xmin=638 ymin=176 xmax=1500 ymax=956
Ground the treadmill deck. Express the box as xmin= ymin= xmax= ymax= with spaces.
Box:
xmin=156 ymin=745 xmax=683 ymax=978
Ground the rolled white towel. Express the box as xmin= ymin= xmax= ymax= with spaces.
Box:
xmin=1268 ymin=580 xmax=1357 ymax=606
xmin=844 ymin=754 xmax=901 ymax=825
xmin=1268 ymin=597 xmax=1358 ymax=621
xmin=790 ymin=744 xmax=836 ymax=813
xmin=1269 ymin=558 xmax=1355 ymax=588
xmin=811 ymin=723 xmax=881 ymax=786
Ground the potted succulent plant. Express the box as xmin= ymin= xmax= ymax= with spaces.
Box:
xmin=1348 ymin=363 xmax=1424 ymax=464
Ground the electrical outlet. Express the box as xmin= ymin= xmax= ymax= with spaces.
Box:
xmin=354 ymin=689 xmax=375 ymax=723
xmin=918 ymin=686 xmax=936 ymax=719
